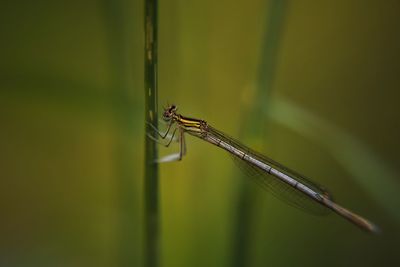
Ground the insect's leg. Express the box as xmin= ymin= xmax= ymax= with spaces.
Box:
xmin=156 ymin=129 xmax=186 ymax=163
xmin=181 ymin=128 xmax=187 ymax=157
xmin=146 ymin=120 xmax=173 ymax=139
xmin=147 ymin=127 xmax=178 ymax=147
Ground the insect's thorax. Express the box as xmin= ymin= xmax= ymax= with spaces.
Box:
xmin=175 ymin=114 xmax=207 ymax=132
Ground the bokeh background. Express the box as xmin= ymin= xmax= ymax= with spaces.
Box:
xmin=1 ymin=0 xmax=400 ymax=266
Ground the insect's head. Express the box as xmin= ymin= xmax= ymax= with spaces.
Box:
xmin=163 ymin=104 xmax=178 ymax=121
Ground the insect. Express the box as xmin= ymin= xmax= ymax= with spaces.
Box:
xmin=147 ymin=104 xmax=378 ymax=233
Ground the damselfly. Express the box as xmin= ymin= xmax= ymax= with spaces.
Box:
xmin=147 ymin=104 xmax=378 ymax=233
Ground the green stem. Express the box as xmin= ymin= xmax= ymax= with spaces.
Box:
xmin=231 ymin=1 xmax=287 ymax=266
xmin=144 ymin=0 xmax=159 ymax=267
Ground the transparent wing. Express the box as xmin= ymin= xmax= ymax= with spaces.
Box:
xmin=207 ymin=125 xmax=332 ymax=215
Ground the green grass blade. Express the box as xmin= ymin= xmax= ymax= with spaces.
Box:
xmin=230 ymin=1 xmax=287 ymax=266
xmin=144 ymin=0 xmax=160 ymax=267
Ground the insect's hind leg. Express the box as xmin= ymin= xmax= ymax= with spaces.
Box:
xmin=156 ymin=130 xmax=188 ymax=163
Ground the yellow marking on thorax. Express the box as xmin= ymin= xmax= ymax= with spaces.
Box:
xmin=176 ymin=115 xmax=203 ymax=129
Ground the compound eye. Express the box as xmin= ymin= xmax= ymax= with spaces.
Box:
xmin=170 ymin=105 xmax=177 ymax=112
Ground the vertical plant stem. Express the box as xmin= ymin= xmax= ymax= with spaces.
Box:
xmin=144 ymin=0 xmax=159 ymax=267
xmin=231 ymin=1 xmax=287 ymax=266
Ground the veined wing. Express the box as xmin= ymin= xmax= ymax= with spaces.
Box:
xmin=207 ymin=125 xmax=332 ymax=215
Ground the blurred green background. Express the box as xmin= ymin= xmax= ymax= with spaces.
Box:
xmin=1 ymin=0 xmax=400 ymax=266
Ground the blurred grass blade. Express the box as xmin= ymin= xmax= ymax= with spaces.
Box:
xmin=231 ymin=1 xmax=287 ymax=266
xmin=102 ymin=0 xmax=140 ymax=265
xmin=267 ymin=97 xmax=400 ymax=222
xmin=144 ymin=0 xmax=160 ymax=267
